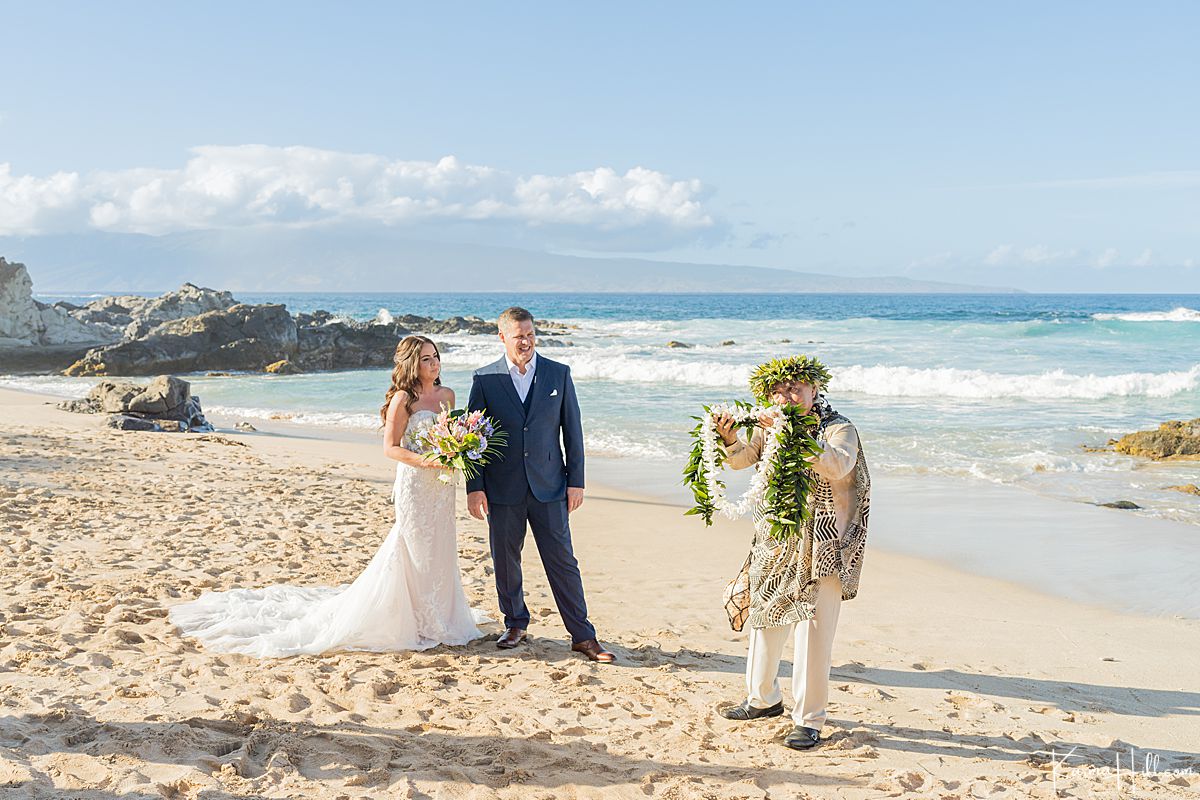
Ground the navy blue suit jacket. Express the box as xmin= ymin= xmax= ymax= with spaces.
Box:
xmin=465 ymin=355 xmax=585 ymax=505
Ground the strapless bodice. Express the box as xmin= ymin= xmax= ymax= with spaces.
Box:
xmin=403 ymin=409 xmax=439 ymax=453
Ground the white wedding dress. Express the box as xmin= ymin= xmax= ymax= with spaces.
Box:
xmin=170 ymin=410 xmax=487 ymax=657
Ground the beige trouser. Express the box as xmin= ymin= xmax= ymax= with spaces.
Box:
xmin=745 ymin=574 xmax=842 ymax=729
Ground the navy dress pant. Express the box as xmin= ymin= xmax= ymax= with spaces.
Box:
xmin=487 ymin=491 xmax=596 ymax=644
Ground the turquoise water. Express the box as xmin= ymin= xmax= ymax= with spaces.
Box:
xmin=15 ymin=292 xmax=1200 ymax=526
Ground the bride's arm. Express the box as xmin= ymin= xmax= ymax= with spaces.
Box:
xmin=383 ymin=392 xmax=436 ymax=468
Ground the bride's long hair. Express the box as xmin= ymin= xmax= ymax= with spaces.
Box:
xmin=381 ymin=335 xmax=441 ymax=425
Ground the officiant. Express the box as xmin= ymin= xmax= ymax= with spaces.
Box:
xmin=713 ymin=356 xmax=870 ymax=751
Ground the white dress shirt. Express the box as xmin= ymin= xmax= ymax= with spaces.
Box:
xmin=505 ymin=351 xmax=537 ymax=403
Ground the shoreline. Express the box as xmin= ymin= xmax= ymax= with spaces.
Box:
xmin=2 ymin=385 xmax=1199 ymax=797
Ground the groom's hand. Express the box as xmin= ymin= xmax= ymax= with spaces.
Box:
xmin=567 ymin=487 xmax=585 ymax=513
xmin=468 ymin=491 xmax=489 ymax=520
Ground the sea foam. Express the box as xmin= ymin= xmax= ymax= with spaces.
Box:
xmin=1093 ymin=306 xmax=1200 ymax=322
xmin=551 ymin=353 xmax=1200 ymax=400
xmin=833 ymin=364 xmax=1200 ymax=399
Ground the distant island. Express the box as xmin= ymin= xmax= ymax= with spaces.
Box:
xmin=0 ymin=229 xmax=1020 ymax=294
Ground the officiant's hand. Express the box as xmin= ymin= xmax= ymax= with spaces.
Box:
xmin=567 ymin=487 xmax=585 ymax=513
xmin=714 ymin=414 xmax=738 ymax=446
xmin=468 ymin=491 xmax=489 ymax=520
xmin=756 ymin=410 xmax=780 ymax=430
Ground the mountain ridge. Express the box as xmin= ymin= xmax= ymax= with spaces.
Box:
xmin=1 ymin=230 xmax=1021 ymax=294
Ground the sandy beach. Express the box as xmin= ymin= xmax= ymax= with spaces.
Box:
xmin=2 ymin=385 xmax=1198 ymax=799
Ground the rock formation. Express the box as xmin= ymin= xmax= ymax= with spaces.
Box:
xmin=57 ymin=375 xmax=213 ymax=432
xmin=0 ymin=258 xmax=114 ymax=346
xmin=69 ymin=283 xmax=238 ymax=340
xmin=65 ymin=304 xmax=297 ymax=377
xmin=64 ymin=305 xmax=574 ymax=376
xmin=5 ymin=258 xmax=575 ymax=376
xmin=1113 ymin=419 xmax=1200 ymax=460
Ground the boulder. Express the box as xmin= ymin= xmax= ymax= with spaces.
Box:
xmin=667 ymin=341 xmax=693 ymax=349
xmin=1164 ymin=484 xmax=1200 ymax=496
xmin=1113 ymin=419 xmax=1200 ymax=460
xmin=294 ymin=321 xmax=401 ymax=370
xmin=106 ymin=414 xmax=162 ymax=432
xmin=92 ymin=380 xmax=146 ymax=413
xmin=125 ymin=375 xmax=191 ymax=415
xmin=1097 ymin=500 xmax=1142 ymax=510
xmin=264 ymin=359 xmax=303 ymax=375
xmin=65 ymin=304 xmax=297 ymax=376
xmin=58 ymin=376 xmax=213 ymax=432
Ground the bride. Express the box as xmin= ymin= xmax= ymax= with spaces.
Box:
xmin=169 ymin=335 xmax=487 ymax=657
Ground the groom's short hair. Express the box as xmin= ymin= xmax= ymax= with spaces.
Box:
xmin=498 ymin=306 xmax=534 ymax=330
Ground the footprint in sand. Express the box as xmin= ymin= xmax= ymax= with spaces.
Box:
xmin=837 ymin=683 xmax=897 ymax=701
xmin=945 ymin=690 xmax=1005 ymax=714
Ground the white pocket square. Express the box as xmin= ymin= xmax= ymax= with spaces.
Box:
xmin=550 ymin=389 xmax=559 ymax=397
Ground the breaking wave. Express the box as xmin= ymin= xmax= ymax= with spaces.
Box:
xmin=833 ymin=364 xmax=1200 ymax=399
xmin=1093 ymin=307 xmax=1200 ymax=322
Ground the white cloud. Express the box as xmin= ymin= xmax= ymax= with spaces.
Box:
xmin=984 ymin=244 xmax=1013 ymax=265
xmin=1094 ymin=248 xmax=1119 ymax=268
xmin=1133 ymin=248 xmax=1154 ymax=267
xmin=983 ymin=244 xmax=1080 ymax=266
xmin=0 ymin=146 xmax=717 ymax=248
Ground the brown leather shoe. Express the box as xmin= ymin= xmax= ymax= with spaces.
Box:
xmin=571 ymin=638 xmax=616 ymax=663
xmin=496 ymin=628 xmax=527 ymax=649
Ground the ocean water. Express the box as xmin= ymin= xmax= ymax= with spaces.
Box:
xmin=14 ymin=292 xmax=1200 ymax=528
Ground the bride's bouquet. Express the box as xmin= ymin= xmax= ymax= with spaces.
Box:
xmin=415 ymin=408 xmax=508 ymax=482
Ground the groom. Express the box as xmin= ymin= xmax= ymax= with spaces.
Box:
xmin=466 ymin=307 xmax=615 ymax=663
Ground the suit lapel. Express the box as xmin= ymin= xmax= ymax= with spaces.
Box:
xmin=525 ymin=356 xmax=547 ymax=420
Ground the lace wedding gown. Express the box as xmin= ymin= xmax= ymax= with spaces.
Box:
xmin=169 ymin=410 xmax=487 ymax=657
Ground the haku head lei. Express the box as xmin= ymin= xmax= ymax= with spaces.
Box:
xmin=748 ymin=355 xmax=832 ymax=403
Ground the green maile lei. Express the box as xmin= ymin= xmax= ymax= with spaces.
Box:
xmin=683 ymin=400 xmax=824 ymax=541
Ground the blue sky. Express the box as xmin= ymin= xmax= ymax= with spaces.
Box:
xmin=2 ymin=2 xmax=1198 ymax=291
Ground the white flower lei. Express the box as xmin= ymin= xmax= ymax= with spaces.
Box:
xmin=699 ymin=402 xmax=787 ymax=520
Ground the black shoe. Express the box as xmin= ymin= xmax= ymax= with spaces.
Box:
xmin=719 ymin=700 xmax=784 ymax=721
xmin=783 ymin=725 xmax=821 ymax=750
xmin=496 ymin=628 xmax=527 ymax=649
